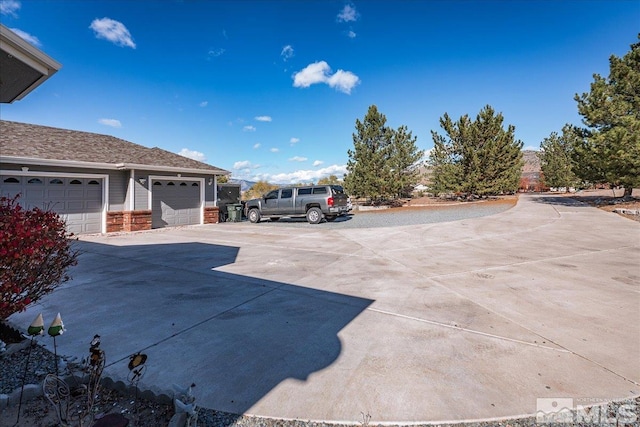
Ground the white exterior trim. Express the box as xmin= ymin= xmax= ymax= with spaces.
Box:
xmin=1 ymin=169 xmax=109 ymax=234
xmin=148 ymin=175 xmax=205 ymax=225
xmin=1 ymin=156 xmax=228 ymax=176
xmin=0 ymin=24 xmax=62 ymax=101
xmin=129 ymin=169 xmax=135 ymax=211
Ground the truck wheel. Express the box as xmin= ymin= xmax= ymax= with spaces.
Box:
xmin=306 ymin=207 xmax=322 ymax=224
xmin=325 ymin=215 xmax=337 ymax=222
xmin=248 ymin=209 xmax=261 ymax=223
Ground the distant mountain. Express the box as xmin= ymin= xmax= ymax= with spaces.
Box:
xmin=228 ymin=179 xmax=257 ymax=192
xmin=522 ymin=150 xmax=541 ymax=173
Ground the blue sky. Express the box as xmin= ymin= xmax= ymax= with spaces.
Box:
xmin=1 ymin=1 xmax=638 ymax=184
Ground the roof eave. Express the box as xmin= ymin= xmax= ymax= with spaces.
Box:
xmin=1 ymin=156 xmax=120 ymax=170
xmin=0 ymin=24 xmax=62 ymax=102
xmin=116 ymin=163 xmax=229 ymax=175
xmin=0 ymin=156 xmax=230 ymax=175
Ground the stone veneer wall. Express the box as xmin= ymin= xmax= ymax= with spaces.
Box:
xmin=106 ymin=210 xmax=152 ymax=232
xmin=204 ymin=206 xmax=220 ymax=224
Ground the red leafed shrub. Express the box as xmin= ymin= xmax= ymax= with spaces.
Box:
xmin=0 ymin=195 xmax=79 ymax=320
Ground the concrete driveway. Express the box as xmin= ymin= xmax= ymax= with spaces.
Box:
xmin=8 ymin=194 xmax=640 ymax=423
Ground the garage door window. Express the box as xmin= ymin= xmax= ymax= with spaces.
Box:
xmin=151 ymin=179 xmax=201 ymax=228
xmin=1 ymin=175 xmax=103 ymax=234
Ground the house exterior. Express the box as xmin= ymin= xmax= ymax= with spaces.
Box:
xmin=0 ymin=120 xmax=229 ymax=234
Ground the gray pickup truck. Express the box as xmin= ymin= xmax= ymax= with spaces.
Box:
xmin=245 ymin=184 xmax=349 ymax=224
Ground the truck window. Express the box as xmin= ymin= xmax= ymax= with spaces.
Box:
xmin=312 ymin=187 xmax=327 ymax=194
xmin=280 ymin=188 xmax=293 ymax=198
xmin=331 ymin=185 xmax=344 ymax=195
xmin=265 ymin=190 xmax=279 ymax=199
xmin=297 ymin=187 xmax=312 ymax=195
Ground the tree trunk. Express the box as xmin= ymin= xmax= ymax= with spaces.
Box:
xmin=624 ymin=186 xmax=633 ymax=198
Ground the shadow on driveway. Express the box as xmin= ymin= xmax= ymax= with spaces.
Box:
xmin=12 ymin=240 xmax=373 ymax=421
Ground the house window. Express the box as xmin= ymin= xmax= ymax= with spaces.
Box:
xmin=49 ymin=179 xmax=63 ymax=184
xmin=88 ymin=180 xmax=100 ymax=185
xmin=3 ymin=177 xmax=19 ymax=183
xmin=28 ymin=178 xmax=43 ymax=184
xmin=153 ymin=181 xmax=162 ymax=186
xmin=69 ymin=179 xmax=82 ymax=185
xmin=180 ymin=182 xmax=187 ymax=186
xmin=167 ymin=182 xmax=175 ymax=186
xmin=191 ymin=182 xmax=199 ymax=187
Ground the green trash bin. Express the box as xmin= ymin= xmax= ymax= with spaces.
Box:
xmin=226 ymin=204 xmax=243 ymax=222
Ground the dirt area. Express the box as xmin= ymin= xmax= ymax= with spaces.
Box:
xmin=352 ymin=195 xmax=518 ymax=213
xmin=0 ymin=389 xmax=174 ymax=427
xmin=1 ymin=321 xmax=175 ymax=427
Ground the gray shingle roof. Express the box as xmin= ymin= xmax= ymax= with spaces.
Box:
xmin=0 ymin=120 xmax=228 ymax=173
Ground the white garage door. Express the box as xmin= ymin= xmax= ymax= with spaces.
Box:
xmin=151 ymin=180 xmax=201 ymax=228
xmin=1 ymin=175 xmax=103 ymax=234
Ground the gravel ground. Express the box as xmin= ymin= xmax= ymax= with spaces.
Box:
xmin=249 ymin=199 xmax=515 ymax=229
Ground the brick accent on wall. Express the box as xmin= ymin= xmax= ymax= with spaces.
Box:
xmin=204 ymin=206 xmax=220 ymax=224
xmin=106 ymin=210 xmax=152 ymax=232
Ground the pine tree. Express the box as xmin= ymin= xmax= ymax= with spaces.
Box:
xmin=429 ymin=105 xmax=523 ymax=196
xmin=574 ymin=34 xmax=640 ymax=196
xmin=345 ymin=105 xmax=424 ymax=201
xmin=388 ymin=125 xmax=424 ymax=198
xmin=538 ymin=125 xmax=579 ymax=191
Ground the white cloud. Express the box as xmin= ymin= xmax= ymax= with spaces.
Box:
xmin=98 ymin=118 xmax=122 ymax=128
xmin=327 ymin=69 xmax=361 ymax=94
xmin=243 ymin=125 xmax=256 ymax=132
xmin=337 ymin=4 xmax=359 ymax=22
xmin=281 ymin=45 xmax=294 ymax=61
xmin=0 ymin=0 xmax=20 ymax=17
xmin=293 ymin=61 xmax=331 ymax=88
xmin=313 ymin=160 xmax=324 ymax=167
xmin=208 ymin=48 xmax=225 ymax=58
xmin=233 ymin=160 xmax=259 ymax=170
xmin=269 ymin=164 xmax=347 ymax=184
xmin=270 ymin=148 xmax=279 ymax=153
xmin=289 ymin=156 xmax=307 ymax=162
xmin=347 ymin=30 xmax=356 ymax=38
xmin=9 ymin=28 xmax=41 ymax=47
xmin=178 ymin=148 xmax=206 ymax=162
xmin=255 ymin=116 xmax=272 ymax=122
xmin=199 ymin=101 xmax=208 ymax=107
xmin=290 ymin=137 xmax=300 ymax=145
xmin=253 ymin=143 xmax=261 ymax=149
xmin=90 ymin=17 xmax=136 ymax=49
xmin=293 ymin=61 xmax=360 ymax=94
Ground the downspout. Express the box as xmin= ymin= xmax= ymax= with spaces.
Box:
xmin=129 ymin=169 xmax=135 ymax=211
xmin=213 ymin=175 xmax=218 ymax=206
